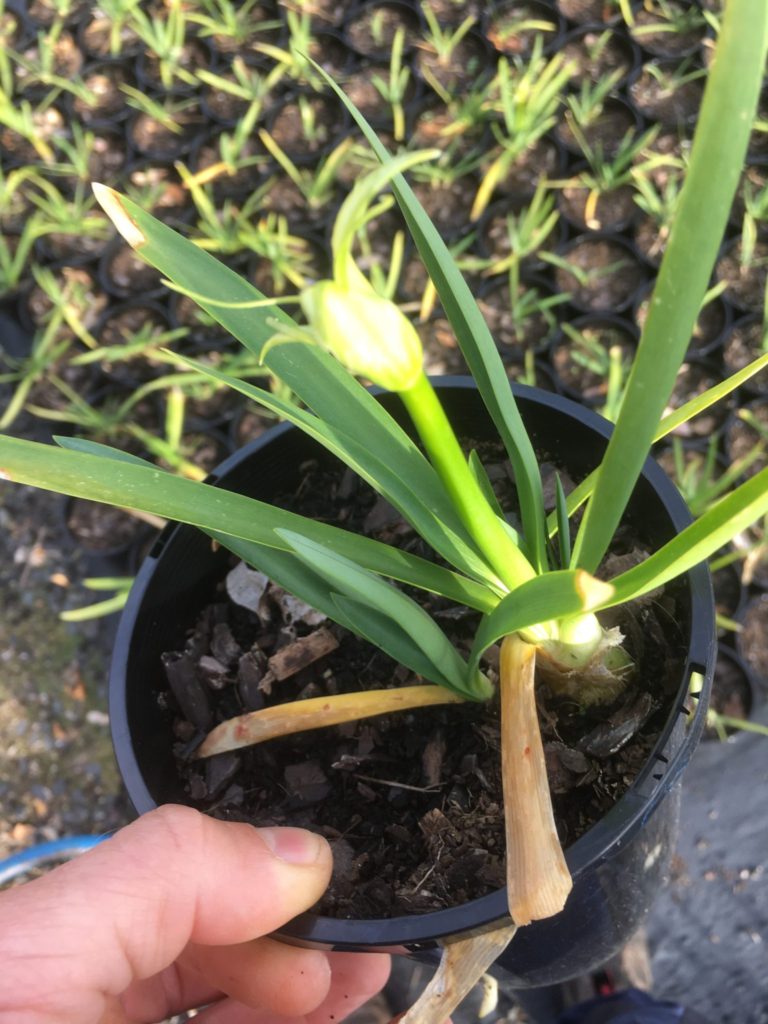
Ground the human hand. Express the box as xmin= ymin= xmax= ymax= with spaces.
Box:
xmin=0 ymin=805 xmax=390 ymax=1024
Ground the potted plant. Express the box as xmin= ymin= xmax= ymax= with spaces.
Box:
xmin=0 ymin=1 xmax=766 ymax=1017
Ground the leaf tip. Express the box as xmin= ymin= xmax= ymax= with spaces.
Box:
xmin=574 ymin=570 xmax=614 ymax=611
xmin=92 ymin=183 xmax=146 ymax=249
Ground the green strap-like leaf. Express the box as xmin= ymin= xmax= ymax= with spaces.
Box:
xmin=331 ymin=594 xmax=481 ymax=699
xmin=277 ymin=529 xmax=490 ymax=700
xmin=95 ymin=191 xmax=489 ymax=574
xmin=467 ymin=570 xmax=613 ymax=674
xmin=312 ymin=61 xmax=549 ymax=575
xmin=170 ymin=352 xmax=499 ymax=588
xmin=555 ymin=474 xmax=571 ymax=569
xmin=468 ymin=449 xmax=504 ymax=518
xmin=54 ymin=435 xmax=158 ymax=468
xmin=214 ymin=531 xmax=480 ymax=698
xmin=572 ymin=0 xmax=768 ymax=572
xmin=0 ymin=435 xmax=497 ymax=612
xmin=602 ymin=467 xmax=768 ymax=609
xmin=547 ymin=350 xmax=768 ymax=540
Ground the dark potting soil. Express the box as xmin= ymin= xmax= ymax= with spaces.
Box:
xmin=66 ymin=497 xmax=139 ymax=551
xmin=738 ymin=595 xmax=768 ymax=685
xmin=630 ymin=4 xmax=705 ymax=58
xmin=485 ymin=138 xmax=563 ymax=198
xmin=102 ymin=241 xmax=164 ymax=297
xmin=550 ymin=323 xmax=635 ymax=401
xmin=269 ymin=95 xmax=341 ymax=158
xmin=477 ymin=281 xmax=559 ymax=353
xmin=558 ymin=184 xmax=637 ymax=233
xmin=410 ymin=178 xmax=477 ymax=236
xmin=345 ymin=6 xmax=421 ymax=58
xmin=554 ymin=238 xmax=645 ymax=313
xmin=634 ymin=216 xmax=669 ymax=268
xmin=555 ymin=102 xmax=638 ymax=158
xmin=417 ymin=317 xmax=463 ymax=375
xmin=414 ymin=35 xmax=489 ymax=93
xmin=664 ymin=363 xmax=725 ymax=439
xmin=487 ymin=2 xmax=561 ymax=57
xmin=160 ymin=450 xmax=686 ymax=921
xmin=562 ymin=28 xmax=636 ymax=85
xmin=704 ymin=649 xmax=752 ymax=739
xmin=555 ymin=0 xmax=612 ymax=23
xmin=725 ymin=400 xmax=768 ymax=478
xmin=628 ymin=69 xmax=704 ymax=126
xmin=716 ymin=241 xmax=768 ymax=314
xmin=723 ymin=320 xmax=768 ymax=395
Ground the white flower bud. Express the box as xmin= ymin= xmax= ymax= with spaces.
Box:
xmin=301 ymin=281 xmax=423 ymax=392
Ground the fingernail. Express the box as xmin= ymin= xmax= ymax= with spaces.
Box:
xmin=259 ymin=826 xmax=327 ymax=865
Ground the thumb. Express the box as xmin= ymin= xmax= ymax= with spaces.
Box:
xmin=0 ymin=805 xmax=332 ymax=1019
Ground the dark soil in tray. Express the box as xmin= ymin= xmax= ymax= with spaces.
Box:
xmin=558 ymin=183 xmax=636 ymax=232
xmin=24 ymin=267 xmax=108 ymax=330
xmin=634 ymin=215 xmax=669 ymax=268
xmin=339 ymin=65 xmax=401 ymax=124
xmin=723 ymin=319 xmax=768 ymax=395
xmin=562 ymin=27 xmax=637 ymax=84
xmin=129 ymin=111 xmax=203 ymax=161
xmin=486 ymin=137 xmax=563 ymax=198
xmin=345 ymin=5 xmax=421 ymax=58
xmin=630 ymin=3 xmax=706 ymax=58
xmin=712 ymin=564 xmax=744 ymax=630
xmin=629 ymin=67 xmax=704 ymax=126
xmin=724 ymin=400 xmax=768 ymax=478
xmin=555 ymin=101 xmax=638 ymax=157
xmin=737 ymin=596 xmax=768 ymax=685
xmin=65 ymin=497 xmax=140 ymax=552
xmin=555 ymin=0 xmax=614 ymax=23
xmin=553 ymin=238 xmax=645 ymax=312
xmin=487 ymin=1 xmax=561 ymax=56
xmin=550 ymin=320 xmax=635 ymax=401
xmin=477 ymin=280 xmax=560 ymax=353
xmin=158 ymin=452 xmax=686 ymax=921
xmin=716 ymin=241 xmax=768 ymax=314
xmin=410 ymin=177 xmax=477 ymax=235
xmin=269 ymin=95 xmax=341 ymax=158
xmin=417 ymin=316 xmax=466 ymax=375
xmin=101 ymin=241 xmax=164 ymax=297
xmin=72 ymin=64 xmax=134 ymax=124
xmin=664 ymin=363 xmax=726 ymax=439
xmin=635 ymin=293 xmax=728 ymax=356
xmin=704 ymin=649 xmax=753 ymax=738
xmin=414 ymin=34 xmax=488 ymax=92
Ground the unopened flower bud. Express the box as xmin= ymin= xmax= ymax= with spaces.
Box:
xmin=301 ymin=281 xmax=423 ymax=392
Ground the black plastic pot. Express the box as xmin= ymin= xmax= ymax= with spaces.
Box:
xmin=109 ymin=379 xmax=715 ymax=988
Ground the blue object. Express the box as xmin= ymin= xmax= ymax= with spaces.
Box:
xmin=0 ymin=835 xmax=107 ymax=885
xmin=559 ymin=989 xmax=707 ymax=1024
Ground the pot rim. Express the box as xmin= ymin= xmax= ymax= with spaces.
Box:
xmin=110 ymin=377 xmax=715 ymax=948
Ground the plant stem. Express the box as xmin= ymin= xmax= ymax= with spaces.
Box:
xmin=400 ymin=372 xmax=536 ymax=591
xmin=198 ymin=684 xmax=465 ymax=757
xmin=500 ymin=634 xmax=572 ymax=924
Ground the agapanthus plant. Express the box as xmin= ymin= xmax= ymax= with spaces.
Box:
xmin=0 ymin=0 xmax=766 ymax=940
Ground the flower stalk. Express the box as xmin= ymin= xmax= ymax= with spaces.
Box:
xmin=400 ymin=372 xmax=539 ymax=595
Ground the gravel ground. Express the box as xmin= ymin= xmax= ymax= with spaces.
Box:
xmin=0 ymin=482 xmax=130 ymax=859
